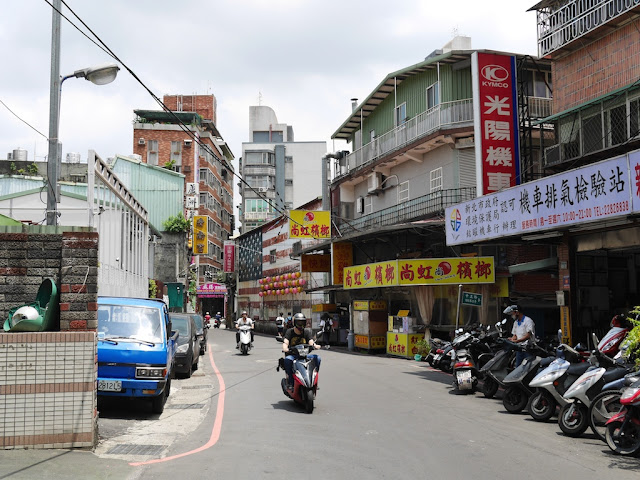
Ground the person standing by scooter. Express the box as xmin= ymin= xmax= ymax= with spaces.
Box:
xmin=505 ymin=304 xmax=535 ymax=367
xmin=282 ymin=313 xmax=321 ymax=390
xmin=235 ymin=311 xmax=254 ymax=349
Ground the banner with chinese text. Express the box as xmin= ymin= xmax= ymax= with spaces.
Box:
xmin=223 ymin=241 xmax=235 ymax=272
xmin=473 ymin=52 xmax=520 ymax=195
xmin=193 ymin=215 xmax=208 ymax=255
xmin=343 ymin=261 xmax=399 ymax=290
xmin=332 ymin=242 xmax=353 ymax=284
xmin=301 ymin=254 xmax=331 ymax=272
xmin=289 ymin=210 xmax=331 ymax=239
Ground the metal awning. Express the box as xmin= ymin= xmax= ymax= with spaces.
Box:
xmin=508 ymin=257 xmax=557 ymax=274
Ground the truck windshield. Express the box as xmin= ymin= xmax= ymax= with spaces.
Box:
xmin=98 ymin=305 xmax=163 ymax=343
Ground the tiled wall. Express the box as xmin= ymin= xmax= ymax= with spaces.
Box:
xmin=0 ymin=332 xmax=97 ymax=449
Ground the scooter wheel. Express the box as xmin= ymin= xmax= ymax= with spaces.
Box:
xmin=588 ymin=389 xmax=623 ymax=442
xmin=305 ymin=391 xmax=315 ymax=414
xmin=482 ymin=377 xmax=499 ymax=399
xmin=558 ymin=402 xmax=589 ymax=437
xmin=527 ymin=391 xmax=556 ymax=422
xmin=605 ymin=417 xmax=640 ymax=455
xmin=503 ymin=386 xmax=528 ymax=413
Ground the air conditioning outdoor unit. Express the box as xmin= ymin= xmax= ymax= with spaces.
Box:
xmin=138 ymin=138 xmax=145 ymax=145
xmin=184 ymin=139 xmax=192 ymax=147
xmin=257 ymin=187 xmax=268 ymax=193
xmin=367 ymin=172 xmax=382 ymax=193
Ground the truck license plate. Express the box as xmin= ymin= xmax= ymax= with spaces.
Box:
xmin=98 ymin=380 xmax=122 ymax=392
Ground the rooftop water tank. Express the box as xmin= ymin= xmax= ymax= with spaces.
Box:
xmin=12 ymin=149 xmax=28 ymax=161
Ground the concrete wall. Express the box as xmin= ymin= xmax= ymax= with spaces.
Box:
xmin=0 ymin=226 xmax=99 ymax=450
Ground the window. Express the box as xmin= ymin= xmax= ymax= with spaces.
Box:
xmin=356 ymin=197 xmax=364 ymax=213
xmin=427 ymin=82 xmax=440 ymax=109
xmin=430 ymin=167 xmax=443 ymax=192
xmin=270 ymin=249 xmax=276 ymax=264
xmin=398 ymin=181 xmax=409 ymax=203
xmin=395 ymin=103 xmax=407 ymax=126
xmin=245 ymin=199 xmax=270 ymax=213
xmin=364 ymin=196 xmax=372 ymax=215
xmin=147 ymin=140 xmax=158 ymax=166
xmin=171 ymin=141 xmax=182 ymax=166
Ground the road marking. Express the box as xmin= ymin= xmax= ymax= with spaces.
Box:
xmin=129 ymin=346 xmax=226 ymax=466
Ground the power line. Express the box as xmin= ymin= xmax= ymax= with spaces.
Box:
xmin=45 ymin=0 xmax=322 ymax=238
xmin=0 ymin=98 xmax=48 ymax=141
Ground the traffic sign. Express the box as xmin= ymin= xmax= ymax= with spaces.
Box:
xmin=461 ymin=292 xmax=482 ymax=306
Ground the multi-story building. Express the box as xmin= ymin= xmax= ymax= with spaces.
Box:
xmin=132 ymin=94 xmax=235 ymax=289
xmin=313 ymin=36 xmax=553 ymax=343
xmin=239 ymin=105 xmax=326 ymax=233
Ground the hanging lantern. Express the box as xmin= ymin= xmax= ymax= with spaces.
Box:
xmin=284 ymin=288 xmax=290 ymax=294
xmin=300 ymin=278 xmax=306 ymax=286
xmin=297 ymin=286 xmax=303 ymax=293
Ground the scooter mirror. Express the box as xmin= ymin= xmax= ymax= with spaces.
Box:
xmin=591 ymin=332 xmax=600 ymax=347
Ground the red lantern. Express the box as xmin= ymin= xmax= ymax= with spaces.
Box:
xmin=300 ymin=279 xmax=306 ymax=286
xmin=284 ymin=288 xmax=290 ymax=294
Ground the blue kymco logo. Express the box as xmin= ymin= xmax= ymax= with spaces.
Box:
xmin=450 ymin=208 xmax=462 ymax=232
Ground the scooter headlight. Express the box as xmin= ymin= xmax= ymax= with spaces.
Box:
xmin=621 ymin=386 xmax=640 ymax=403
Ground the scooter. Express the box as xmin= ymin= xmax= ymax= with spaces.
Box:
xmin=277 ymin=344 xmax=319 ymax=414
xmin=214 ymin=318 xmax=221 ymax=328
xmin=605 ymin=376 xmax=640 ymax=455
xmin=501 ymin=342 xmax=554 ymax=413
xmin=451 ymin=325 xmax=497 ymax=394
xmin=238 ymin=324 xmax=253 ymax=355
xmin=479 ymin=337 xmax=518 ymax=399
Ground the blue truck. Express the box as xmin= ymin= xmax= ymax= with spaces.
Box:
xmin=97 ymin=297 xmax=178 ymax=414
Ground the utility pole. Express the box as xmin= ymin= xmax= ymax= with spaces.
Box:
xmin=46 ymin=0 xmax=62 ymax=226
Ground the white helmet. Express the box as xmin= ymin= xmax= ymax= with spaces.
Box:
xmin=12 ymin=306 xmax=40 ymax=324
xmin=503 ymin=305 xmax=520 ymax=315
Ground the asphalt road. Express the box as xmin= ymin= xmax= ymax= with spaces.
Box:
xmin=0 ymin=328 xmax=638 ymax=479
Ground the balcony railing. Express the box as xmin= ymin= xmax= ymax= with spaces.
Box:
xmin=537 ymin=0 xmax=640 ymax=57
xmin=334 ymin=187 xmax=476 ymax=237
xmin=337 ymin=99 xmax=473 ymax=179
xmin=527 ymin=96 xmax=553 ymax=119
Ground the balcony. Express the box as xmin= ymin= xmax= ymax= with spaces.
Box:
xmin=334 ymin=187 xmax=476 ymax=237
xmin=527 ymin=96 xmax=553 ymax=119
xmin=337 ymin=99 xmax=473 ymax=179
xmin=244 ymin=211 xmax=270 ymax=221
xmin=535 ymin=0 xmax=640 ymax=57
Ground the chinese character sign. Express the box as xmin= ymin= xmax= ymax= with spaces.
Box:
xmin=332 ymin=242 xmax=353 ymax=284
xmin=193 ymin=215 xmax=208 ymax=255
xmin=301 ymin=254 xmax=331 ymax=272
xmin=343 ymin=261 xmax=398 ymax=290
xmin=399 ymin=257 xmax=494 ymax=285
xmin=473 ymin=52 xmax=520 ymax=195
xmin=223 ymin=241 xmax=235 ymax=273
xmin=289 ymin=210 xmax=331 ymax=239
xmin=445 ymin=155 xmax=631 ymax=246
xmin=629 ymin=150 xmax=640 ymax=213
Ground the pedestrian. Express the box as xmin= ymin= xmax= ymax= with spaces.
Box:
xmin=318 ymin=313 xmax=333 ymax=349
xmin=504 ymin=304 xmax=535 ymax=367
xmin=276 ymin=312 xmax=285 ymax=337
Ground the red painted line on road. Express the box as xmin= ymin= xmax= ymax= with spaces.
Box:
xmin=129 ymin=345 xmax=226 ymax=466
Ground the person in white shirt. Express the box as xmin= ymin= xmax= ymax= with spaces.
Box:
xmin=276 ymin=312 xmax=285 ymax=337
xmin=318 ymin=314 xmax=333 ymax=349
xmin=504 ymin=304 xmax=535 ymax=367
xmin=235 ymin=311 xmax=254 ymax=348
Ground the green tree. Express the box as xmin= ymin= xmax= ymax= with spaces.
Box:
xmin=162 ymin=213 xmax=190 ymax=233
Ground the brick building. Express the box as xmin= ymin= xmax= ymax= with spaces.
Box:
xmin=132 ymin=95 xmax=235 ymax=286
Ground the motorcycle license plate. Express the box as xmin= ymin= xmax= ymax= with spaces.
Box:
xmin=433 ymin=354 xmax=442 ymax=362
xmin=457 ymin=370 xmax=472 ymax=383
xmin=98 ymin=380 xmax=122 ymax=392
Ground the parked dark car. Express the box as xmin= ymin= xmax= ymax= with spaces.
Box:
xmin=169 ymin=313 xmax=199 ymax=378
xmin=191 ymin=313 xmax=207 ymax=355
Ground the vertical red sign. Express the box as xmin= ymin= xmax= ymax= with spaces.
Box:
xmin=476 ymin=53 xmax=520 ymax=194
xmin=223 ymin=241 xmax=235 ymax=273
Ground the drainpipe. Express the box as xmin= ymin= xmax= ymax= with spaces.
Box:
xmin=437 ymin=62 xmax=441 ymax=125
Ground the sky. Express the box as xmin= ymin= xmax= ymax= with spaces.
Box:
xmin=0 ymin=1 xmax=540 ymax=196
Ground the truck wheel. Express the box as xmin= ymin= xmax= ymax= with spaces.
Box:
xmin=152 ymin=389 xmax=167 ymax=414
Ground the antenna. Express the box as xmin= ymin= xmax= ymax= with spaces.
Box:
xmin=258 ymin=91 xmax=263 ymax=106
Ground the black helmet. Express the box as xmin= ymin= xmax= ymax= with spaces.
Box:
xmin=293 ymin=313 xmax=306 ymax=329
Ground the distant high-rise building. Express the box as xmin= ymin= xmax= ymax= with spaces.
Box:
xmin=239 ymin=105 xmax=326 ymax=233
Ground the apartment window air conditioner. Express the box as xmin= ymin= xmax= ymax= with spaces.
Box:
xmin=257 ymin=187 xmax=268 ymax=193
xmin=367 ymin=172 xmax=382 ymax=193
xmin=184 ymin=139 xmax=192 ymax=147
xmin=138 ymin=138 xmax=145 ymax=145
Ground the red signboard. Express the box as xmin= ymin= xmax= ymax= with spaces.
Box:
xmin=474 ymin=52 xmax=520 ymax=195
xmin=224 ymin=241 xmax=235 ymax=273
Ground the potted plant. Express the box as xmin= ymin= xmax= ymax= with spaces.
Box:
xmin=414 ymin=338 xmax=430 ymax=361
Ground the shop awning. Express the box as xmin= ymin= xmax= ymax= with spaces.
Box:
xmin=508 ymin=257 xmax=557 ymax=274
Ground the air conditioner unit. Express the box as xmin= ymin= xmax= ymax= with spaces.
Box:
xmin=257 ymin=187 xmax=268 ymax=193
xmin=367 ymin=172 xmax=382 ymax=193
xmin=184 ymin=139 xmax=192 ymax=147
xmin=138 ymin=138 xmax=145 ymax=145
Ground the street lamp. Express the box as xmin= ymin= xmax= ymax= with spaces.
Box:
xmin=46 ymin=62 xmax=119 ymax=225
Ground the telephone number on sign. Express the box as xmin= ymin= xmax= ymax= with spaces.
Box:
xmin=593 ymin=200 xmax=629 ymax=217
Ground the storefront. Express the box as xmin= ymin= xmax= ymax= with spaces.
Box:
xmin=197 ymin=282 xmax=228 ymax=318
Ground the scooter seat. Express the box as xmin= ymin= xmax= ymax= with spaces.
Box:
xmin=602 ymin=367 xmax=628 ymax=383
xmin=567 ymin=363 xmax=590 ymax=376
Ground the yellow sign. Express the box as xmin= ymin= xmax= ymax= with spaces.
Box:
xmin=332 ymin=242 xmax=353 ymax=285
xmin=289 ymin=210 xmax=331 ymax=239
xmin=353 ymin=301 xmax=370 ymax=311
xmin=398 ymin=257 xmax=495 ymax=285
xmin=193 ymin=215 xmax=208 ymax=255
xmin=355 ymin=334 xmax=386 ymax=349
xmin=301 ymin=254 xmax=331 ymax=272
xmin=343 ymin=261 xmax=399 ymax=290
xmin=560 ymin=306 xmax=572 ymax=345
xmin=386 ymin=332 xmax=425 ymax=357
xmin=312 ymin=304 xmax=336 ymax=313
xmin=369 ymin=301 xmax=387 ymax=311
xmin=353 ymin=300 xmax=387 ymax=311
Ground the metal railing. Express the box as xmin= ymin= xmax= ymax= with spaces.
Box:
xmin=338 ymin=99 xmax=474 ymax=178
xmin=334 ymin=187 xmax=476 ymax=236
xmin=527 ymin=96 xmax=553 ymax=119
xmin=536 ymin=0 xmax=640 ymax=57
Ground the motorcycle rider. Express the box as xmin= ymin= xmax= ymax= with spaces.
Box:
xmin=204 ymin=312 xmax=211 ymax=327
xmin=282 ymin=313 xmax=321 ymax=390
xmin=235 ymin=311 xmax=254 ymax=349
xmin=215 ymin=311 xmax=222 ymax=327
xmin=504 ymin=304 xmax=535 ymax=367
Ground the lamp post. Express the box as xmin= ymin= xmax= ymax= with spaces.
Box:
xmin=46 ymin=1 xmax=120 ymax=225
